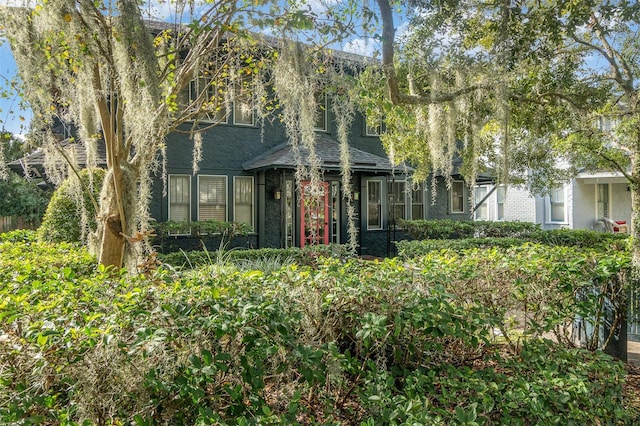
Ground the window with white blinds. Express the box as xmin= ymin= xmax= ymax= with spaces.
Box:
xmin=198 ymin=175 xmax=227 ymax=221
xmin=168 ymin=175 xmax=191 ymax=223
xmin=234 ymin=176 xmax=254 ymax=226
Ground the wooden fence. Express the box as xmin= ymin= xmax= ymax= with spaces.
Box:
xmin=0 ymin=216 xmax=36 ymax=233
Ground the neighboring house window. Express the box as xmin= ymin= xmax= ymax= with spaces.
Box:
xmin=198 ymin=175 xmax=227 ymax=221
xmin=367 ymin=180 xmax=383 ymax=230
xmin=189 ymin=70 xmax=227 ymax=123
xmin=496 ymin=186 xmax=506 ymax=221
xmin=549 ymin=186 xmax=566 ymax=222
xmin=597 ymin=183 xmax=610 ymax=219
xmin=389 ymin=181 xmax=406 ymax=226
xmin=234 ymin=176 xmax=254 ymax=227
xmin=314 ymin=91 xmax=327 ymax=131
xmin=412 ymin=186 xmax=425 ymax=220
xmin=365 ymin=115 xmax=385 ymax=136
xmin=233 ymin=74 xmax=254 ymax=126
xmin=474 ymin=186 xmax=488 ymax=220
xmin=450 ymin=180 xmax=465 ymax=214
xmin=169 ymin=175 xmax=191 ymax=223
xmin=597 ymin=116 xmax=620 ymax=132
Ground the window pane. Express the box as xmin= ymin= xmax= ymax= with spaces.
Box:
xmin=390 ymin=181 xmax=406 ymax=225
xmin=314 ymin=92 xmax=327 ymax=131
xmin=497 ymin=186 xmax=506 ymax=220
xmin=199 ymin=176 xmax=227 ymax=221
xmin=411 ymin=187 xmax=424 ymax=219
xmin=233 ymin=75 xmax=254 ymax=125
xmin=234 ymin=176 xmax=253 ymax=226
xmin=474 ymin=186 xmax=488 ymax=220
xmin=189 ymin=66 xmax=227 ymax=123
xmin=367 ymin=181 xmax=382 ymax=229
xmin=550 ymin=186 xmax=565 ymax=222
xmin=169 ymin=175 xmax=190 ymax=223
xmin=451 ymin=181 xmax=464 ymax=213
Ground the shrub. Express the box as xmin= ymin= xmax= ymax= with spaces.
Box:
xmin=0 ymin=241 xmax=636 ymax=424
xmin=0 ymin=171 xmax=50 ymax=226
xmin=37 ymin=168 xmax=105 ymax=243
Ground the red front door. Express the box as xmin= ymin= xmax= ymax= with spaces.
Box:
xmin=300 ymin=181 xmax=329 ymax=247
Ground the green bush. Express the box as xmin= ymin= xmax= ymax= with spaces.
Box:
xmin=0 ymin=229 xmax=38 ymax=243
xmin=0 ymin=171 xmax=50 ymax=225
xmin=37 ymin=168 xmax=105 ymax=243
xmin=0 ymin=241 xmax=636 ymax=424
xmin=397 ymin=228 xmax=628 ymax=258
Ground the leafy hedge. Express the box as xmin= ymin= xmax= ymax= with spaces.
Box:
xmin=400 ymin=219 xmax=541 ymax=239
xmin=396 ymin=228 xmax=629 ymax=258
xmin=1 ymin=238 xmax=636 ymax=424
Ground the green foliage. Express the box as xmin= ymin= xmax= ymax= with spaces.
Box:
xmin=0 ymin=171 xmax=50 ymax=224
xmin=400 ymin=219 xmax=541 ymax=240
xmin=37 ymin=168 xmax=105 ymax=243
xmin=0 ymin=239 xmax=636 ymax=424
xmin=0 ymin=229 xmax=38 ymax=243
xmin=397 ymin=228 xmax=629 ymax=258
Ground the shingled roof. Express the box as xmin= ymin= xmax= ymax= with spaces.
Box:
xmin=242 ymin=134 xmax=408 ymax=173
xmin=8 ymin=139 xmax=107 ymax=179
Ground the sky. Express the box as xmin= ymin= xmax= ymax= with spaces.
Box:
xmin=0 ymin=0 xmax=381 ymax=137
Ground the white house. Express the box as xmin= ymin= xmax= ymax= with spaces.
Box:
xmin=473 ymin=171 xmax=632 ymax=233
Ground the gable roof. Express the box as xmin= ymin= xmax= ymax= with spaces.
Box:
xmin=242 ymin=134 xmax=408 ymax=173
xmin=8 ymin=139 xmax=107 ymax=179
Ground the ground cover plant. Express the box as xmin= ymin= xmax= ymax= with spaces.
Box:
xmin=1 ymin=231 xmax=638 ymax=424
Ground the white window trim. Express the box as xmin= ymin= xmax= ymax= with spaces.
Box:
xmin=474 ymin=186 xmax=489 ymax=221
xmin=366 ymin=179 xmax=384 ymax=230
xmin=365 ymin=115 xmax=385 ymax=136
xmin=595 ymin=183 xmax=611 ymax=221
xmin=314 ymin=92 xmax=328 ymax=132
xmin=496 ymin=185 xmax=506 ymax=221
xmin=546 ymin=185 xmax=568 ymax=224
xmin=233 ymin=176 xmax=255 ymax=228
xmin=168 ymin=174 xmax=191 ymax=236
xmin=197 ymin=175 xmax=228 ymax=222
xmin=233 ymin=77 xmax=255 ymax=126
xmin=449 ymin=180 xmax=466 ymax=214
xmin=189 ymin=77 xmax=228 ymax=124
xmin=389 ymin=180 xmax=408 ymax=226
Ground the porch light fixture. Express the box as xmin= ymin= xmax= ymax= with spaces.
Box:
xmin=353 ymin=191 xmax=360 ymax=201
xmin=274 ymin=188 xmax=282 ymax=200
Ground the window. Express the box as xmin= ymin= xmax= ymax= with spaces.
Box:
xmin=549 ymin=186 xmax=566 ymax=222
xmin=234 ymin=176 xmax=254 ymax=226
xmin=365 ymin=115 xmax=385 ymax=136
xmin=198 ymin=175 xmax=227 ymax=221
xmin=597 ymin=183 xmax=609 ymax=219
xmin=233 ymin=74 xmax=254 ymax=126
xmin=450 ymin=181 xmax=465 ymax=214
xmin=474 ymin=186 xmax=488 ymax=220
xmin=189 ymin=69 xmax=227 ymax=123
xmin=314 ymin=91 xmax=327 ymax=131
xmin=412 ymin=186 xmax=425 ymax=220
xmin=169 ymin=175 xmax=191 ymax=223
xmin=367 ymin=180 xmax=382 ymax=230
xmin=389 ymin=181 xmax=406 ymax=226
xmin=496 ymin=186 xmax=506 ymax=221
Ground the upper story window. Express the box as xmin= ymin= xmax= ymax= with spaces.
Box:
xmin=233 ymin=73 xmax=255 ymax=126
xmin=314 ymin=91 xmax=328 ymax=131
xmin=198 ymin=175 xmax=227 ymax=221
xmin=365 ymin=114 xmax=385 ymax=136
xmin=189 ymin=71 xmax=228 ymax=123
xmin=548 ymin=185 xmax=566 ymax=223
xmin=367 ymin=180 xmax=383 ymax=230
xmin=596 ymin=115 xmax=620 ymax=133
xmin=450 ymin=180 xmax=465 ymax=214
xmin=234 ymin=176 xmax=254 ymax=227
xmin=474 ymin=186 xmax=488 ymax=220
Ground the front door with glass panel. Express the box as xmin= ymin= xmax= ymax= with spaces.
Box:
xmin=300 ymin=181 xmax=329 ymax=247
